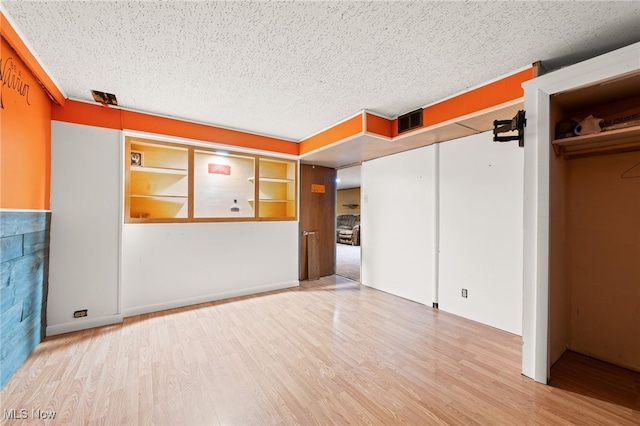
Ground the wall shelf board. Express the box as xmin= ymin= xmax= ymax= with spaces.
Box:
xmin=131 ymin=166 xmax=188 ymax=175
xmin=248 ymin=177 xmax=294 ymax=183
xmin=131 ymin=195 xmax=188 ymax=201
xmin=552 ymin=125 xmax=640 ymax=158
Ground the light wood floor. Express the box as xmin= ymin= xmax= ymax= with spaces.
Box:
xmin=2 ymin=276 xmax=638 ymax=425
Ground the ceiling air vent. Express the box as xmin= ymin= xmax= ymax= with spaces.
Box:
xmin=91 ymin=90 xmax=118 ymax=106
xmin=398 ymin=108 xmax=423 ymax=134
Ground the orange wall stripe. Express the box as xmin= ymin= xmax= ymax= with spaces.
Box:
xmin=52 ymin=100 xmax=299 ymax=155
xmin=422 ymin=68 xmax=533 ymax=127
xmin=392 ymin=67 xmax=533 ymax=137
xmin=1 ymin=13 xmax=65 ymax=106
xmin=122 ymin=110 xmax=298 ymax=155
xmin=365 ymin=113 xmax=393 ymax=138
xmin=299 ymin=114 xmax=363 ymax=155
xmin=51 ymin=68 xmax=533 ymax=156
xmin=51 ymin=100 xmax=122 ymax=130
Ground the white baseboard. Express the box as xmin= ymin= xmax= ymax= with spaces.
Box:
xmin=46 ymin=314 xmax=124 ymax=336
xmin=123 ymin=280 xmax=299 ymax=318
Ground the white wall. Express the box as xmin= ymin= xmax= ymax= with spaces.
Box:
xmin=361 ymin=146 xmax=437 ymax=306
xmin=121 ymin=221 xmax=299 ymax=316
xmin=360 ymin=132 xmax=523 ymax=335
xmin=49 ymin=122 xmax=122 ymax=335
xmin=50 ymin=122 xmax=299 ymax=334
xmin=438 ymin=132 xmax=523 ymax=335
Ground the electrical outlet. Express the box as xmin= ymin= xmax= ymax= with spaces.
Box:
xmin=73 ymin=309 xmax=88 ymax=318
xmin=461 ymin=289 xmax=468 ymax=298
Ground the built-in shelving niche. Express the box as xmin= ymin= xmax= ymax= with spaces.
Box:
xmin=125 ymin=137 xmax=297 ymax=222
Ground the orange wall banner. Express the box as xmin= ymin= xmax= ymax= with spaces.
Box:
xmin=1 ymin=36 xmax=52 ymax=209
xmin=301 ymin=68 xmax=532 ymax=147
xmin=299 ymin=114 xmax=364 ymax=155
xmin=52 ymin=100 xmax=299 ymax=156
xmin=121 ymin=109 xmax=298 ymax=155
xmin=392 ymin=68 xmax=533 ymax=137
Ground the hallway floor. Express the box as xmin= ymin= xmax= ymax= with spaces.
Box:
xmin=336 ymin=243 xmax=360 ymax=282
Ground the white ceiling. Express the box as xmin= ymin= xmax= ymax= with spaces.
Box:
xmin=2 ymin=1 xmax=639 ymax=156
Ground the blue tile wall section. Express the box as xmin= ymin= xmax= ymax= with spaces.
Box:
xmin=0 ymin=211 xmax=50 ymax=388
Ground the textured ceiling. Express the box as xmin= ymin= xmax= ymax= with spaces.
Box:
xmin=2 ymin=1 xmax=639 ymax=142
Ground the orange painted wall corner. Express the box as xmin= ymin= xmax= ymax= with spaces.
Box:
xmin=365 ymin=113 xmax=393 ymax=138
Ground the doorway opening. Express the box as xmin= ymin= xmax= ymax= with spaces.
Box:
xmin=336 ymin=165 xmax=361 ymax=282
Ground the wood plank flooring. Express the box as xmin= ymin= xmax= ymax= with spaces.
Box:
xmin=1 ymin=276 xmax=639 ymax=425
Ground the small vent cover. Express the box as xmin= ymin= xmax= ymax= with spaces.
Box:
xmin=398 ymin=108 xmax=423 ymax=133
xmin=91 ymin=90 xmax=118 ymax=106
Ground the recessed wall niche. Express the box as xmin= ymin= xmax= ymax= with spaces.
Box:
xmin=124 ymin=136 xmax=297 ymax=222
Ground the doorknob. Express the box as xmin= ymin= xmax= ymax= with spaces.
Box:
xmin=303 ymin=231 xmax=316 ymax=236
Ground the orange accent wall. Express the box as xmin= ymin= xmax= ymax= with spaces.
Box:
xmin=365 ymin=113 xmax=393 ymax=138
xmin=299 ymin=114 xmax=363 ymax=155
xmin=1 ymin=37 xmax=52 ymax=209
xmin=1 ymin=13 xmax=64 ymax=106
xmin=51 ymin=100 xmax=299 ymax=156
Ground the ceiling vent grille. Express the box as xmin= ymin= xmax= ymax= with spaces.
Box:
xmin=398 ymin=108 xmax=423 ymax=133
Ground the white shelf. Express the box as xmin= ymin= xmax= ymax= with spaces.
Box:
xmin=131 ymin=166 xmax=188 ymax=175
xmin=131 ymin=194 xmax=188 ymax=202
xmin=552 ymin=125 xmax=640 ymax=157
xmin=248 ymin=177 xmax=294 ymax=183
xmin=248 ymin=199 xmax=294 ymax=203
xmin=261 ymin=177 xmax=294 ymax=183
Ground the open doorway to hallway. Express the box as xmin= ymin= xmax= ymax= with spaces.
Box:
xmin=336 ymin=243 xmax=360 ymax=282
xmin=336 ymin=165 xmax=361 ymax=282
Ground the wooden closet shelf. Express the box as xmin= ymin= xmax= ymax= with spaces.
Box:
xmin=552 ymin=125 xmax=640 ymax=158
